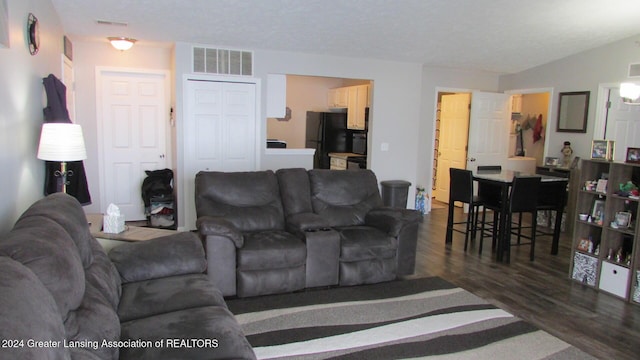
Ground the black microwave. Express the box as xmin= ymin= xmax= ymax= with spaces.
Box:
xmin=352 ymin=133 xmax=367 ymax=155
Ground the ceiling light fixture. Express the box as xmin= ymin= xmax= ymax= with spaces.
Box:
xmin=108 ymin=37 xmax=136 ymax=51
xmin=620 ymin=82 xmax=640 ymax=105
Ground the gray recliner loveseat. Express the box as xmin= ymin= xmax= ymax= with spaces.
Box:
xmin=0 ymin=193 xmax=255 ymax=360
xmin=195 ymin=168 xmax=423 ymax=298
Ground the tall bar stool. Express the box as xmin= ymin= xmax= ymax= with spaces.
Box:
xmin=445 ymin=168 xmax=484 ymax=251
xmin=482 ymin=176 xmax=541 ymax=262
xmin=476 ymin=166 xmax=503 ymax=254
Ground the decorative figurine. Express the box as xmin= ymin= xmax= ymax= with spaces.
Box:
xmin=561 ymin=141 xmax=573 ymax=168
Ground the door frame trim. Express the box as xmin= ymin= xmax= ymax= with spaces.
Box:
xmin=95 ymin=67 xmax=171 ymax=215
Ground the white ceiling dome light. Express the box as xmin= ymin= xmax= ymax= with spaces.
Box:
xmin=108 ymin=36 xmax=136 ymax=51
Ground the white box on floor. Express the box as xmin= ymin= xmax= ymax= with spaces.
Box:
xmin=599 ymin=261 xmax=629 ymax=298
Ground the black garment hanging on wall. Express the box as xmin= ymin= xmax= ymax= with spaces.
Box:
xmin=42 ymin=74 xmax=91 ymax=205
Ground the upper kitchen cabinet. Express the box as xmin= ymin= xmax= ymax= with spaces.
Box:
xmin=347 ymin=85 xmax=369 ymax=130
xmin=327 ymin=87 xmax=349 ymax=108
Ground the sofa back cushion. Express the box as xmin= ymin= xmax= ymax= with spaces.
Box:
xmin=308 ymin=169 xmax=383 ymax=227
xmin=0 ymin=193 xmax=122 ymax=360
xmin=0 ymin=215 xmax=86 ymax=317
xmin=276 ymin=168 xmax=313 ymax=216
xmin=195 ymin=170 xmax=286 ymax=232
xmin=0 ymin=256 xmax=70 ymax=359
xmin=18 ymin=192 xmax=94 ymax=268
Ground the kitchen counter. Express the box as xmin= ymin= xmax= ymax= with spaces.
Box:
xmin=328 ymin=152 xmax=366 ymax=160
xmin=329 ymin=152 xmax=366 ymax=170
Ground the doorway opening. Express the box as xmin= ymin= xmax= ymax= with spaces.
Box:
xmin=431 ymin=89 xmax=551 ymax=210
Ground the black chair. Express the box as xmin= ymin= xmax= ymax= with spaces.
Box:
xmin=476 ymin=166 xmax=503 ymax=253
xmin=481 ymin=176 xmax=541 ymax=262
xmin=516 ymin=180 xmax=568 ymax=254
xmin=446 ymin=168 xmax=484 ymax=251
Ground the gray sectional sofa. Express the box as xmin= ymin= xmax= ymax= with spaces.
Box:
xmin=196 ymin=168 xmax=423 ymax=298
xmin=0 ymin=193 xmax=255 ymax=360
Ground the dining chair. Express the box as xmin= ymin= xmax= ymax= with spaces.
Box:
xmin=446 ymin=168 xmax=484 ymax=251
xmin=481 ymin=176 xmax=541 ymax=262
xmin=476 ymin=165 xmax=503 ymax=253
xmin=515 ymin=179 xmax=568 ymax=252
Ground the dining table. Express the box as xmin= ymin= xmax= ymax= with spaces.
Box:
xmin=473 ymin=169 xmax=568 ymax=263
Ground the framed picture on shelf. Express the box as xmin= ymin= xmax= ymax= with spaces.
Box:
xmin=615 ymin=212 xmax=632 ymax=228
xmin=590 ymin=199 xmax=605 ymax=223
xmin=596 ymin=179 xmax=608 ymax=193
xmin=544 ymin=157 xmax=559 ymax=166
xmin=625 ymin=147 xmax=640 ymax=164
xmin=591 ymin=140 xmax=611 ymax=160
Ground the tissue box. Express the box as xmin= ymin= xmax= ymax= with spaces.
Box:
xmin=103 ymin=214 xmax=125 ymax=234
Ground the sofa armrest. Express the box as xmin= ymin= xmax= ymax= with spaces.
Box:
xmin=109 ymin=232 xmax=206 ymax=284
xmin=365 ymin=207 xmax=423 ymax=236
xmin=196 ymin=216 xmax=243 ymax=248
xmin=286 ymin=213 xmax=330 ymax=235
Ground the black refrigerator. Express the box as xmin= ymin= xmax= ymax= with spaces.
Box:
xmin=306 ymin=111 xmax=351 ymax=169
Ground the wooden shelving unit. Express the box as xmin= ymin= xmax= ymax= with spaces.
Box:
xmin=570 ymin=159 xmax=640 ymax=303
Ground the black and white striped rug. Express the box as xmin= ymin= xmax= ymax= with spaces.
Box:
xmin=227 ymin=277 xmax=594 ymax=360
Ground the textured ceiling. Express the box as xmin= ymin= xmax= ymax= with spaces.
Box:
xmin=51 ymin=0 xmax=640 ymax=74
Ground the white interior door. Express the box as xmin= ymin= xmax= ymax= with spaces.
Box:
xmin=98 ymin=69 xmax=169 ymax=220
xmin=434 ymin=93 xmax=471 ymax=203
xmin=605 ymin=88 xmax=640 ymax=161
xmin=183 ymin=79 xmax=257 ymax=229
xmin=467 ymin=91 xmax=511 ymax=170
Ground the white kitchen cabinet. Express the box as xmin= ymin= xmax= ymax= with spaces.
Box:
xmin=347 ymin=85 xmax=368 ymax=130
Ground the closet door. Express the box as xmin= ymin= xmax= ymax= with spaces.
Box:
xmin=183 ymin=79 xmax=257 ymax=229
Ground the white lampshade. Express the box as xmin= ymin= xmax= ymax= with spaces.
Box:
xmin=108 ymin=37 xmax=136 ymax=51
xmin=37 ymin=123 xmax=87 ymax=161
xmin=620 ymin=82 xmax=640 ymax=101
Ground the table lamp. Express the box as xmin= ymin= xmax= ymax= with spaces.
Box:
xmin=37 ymin=123 xmax=87 ymax=193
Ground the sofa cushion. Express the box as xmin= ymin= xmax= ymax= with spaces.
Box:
xmin=118 ymin=274 xmax=227 ymax=322
xmin=308 ymin=169 xmax=383 ymax=227
xmin=337 ymin=226 xmax=398 ymax=261
xmin=109 ymin=232 xmax=207 ymax=283
xmin=0 ymin=256 xmax=70 ymax=360
xmin=120 ymin=306 xmax=256 ymax=360
xmin=238 ymin=230 xmax=306 ymax=270
xmin=18 ymin=192 xmax=94 ymax=268
xmin=86 ymin=237 xmax=122 ymax=310
xmin=276 ymin=168 xmax=313 ymax=216
xmin=64 ymin=281 xmax=121 ymax=360
xmin=195 ymin=170 xmax=285 ymax=232
xmin=0 ymin=215 xmax=85 ymax=318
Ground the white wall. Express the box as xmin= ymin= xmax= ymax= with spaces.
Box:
xmin=71 ymin=41 xmax=172 ymax=215
xmin=254 ymin=50 xmax=423 ymax=205
xmin=0 ymin=0 xmax=65 ymax=234
xmin=499 ymin=34 xmax=640 ymax=162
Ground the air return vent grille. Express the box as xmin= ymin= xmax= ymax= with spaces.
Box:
xmin=193 ymin=47 xmax=253 ymax=76
xmin=628 ymin=63 xmax=640 ymax=78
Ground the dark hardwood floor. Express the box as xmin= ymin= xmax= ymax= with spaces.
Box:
xmin=407 ymin=204 xmax=640 ymax=360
